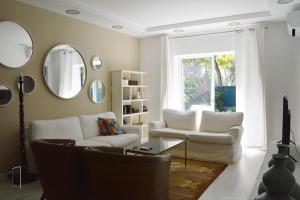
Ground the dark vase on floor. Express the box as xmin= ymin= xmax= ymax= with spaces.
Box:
xmin=258 ymin=144 xmax=300 ymax=199
xmin=255 ymin=154 xmax=296 ymax=200
xmin=268 ymin=144 xmax=295 ymax=172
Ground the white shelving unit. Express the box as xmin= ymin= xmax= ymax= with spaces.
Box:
xmin=111 ymin=70 xmax=149 ymax=141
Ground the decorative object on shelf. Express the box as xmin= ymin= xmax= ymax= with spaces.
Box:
xmin=258 ymin=144 xmax=300 ymax=199
xmin=17 ymin=75 xmax=35 ymax=94
xmin=89 ymin=80 xmax=105 ymax=103
xmin=43 ymin=44 xmax=87 ymax=99
xmin=11 ymin=75 xmax=37 ymax=185
xmin=136 ymin=87 xmax=143 ymax=99
xmin=123 ymin=96 xmax=130 ymax=100
xmin=132 ymin=107 xmax=139 ymax=113
xmin=143 ymin=106 xmax=148 ymax=112
xmin=128 ymin=80 xmax=138 ymax=85
xmin=123 ymin=105 xmax=132 ymax=114
xmin=0 ymin=85 xmax=12 ymax=106
xmin=255 ymin=154 xmax=296 ymax=200
xmin=123 ymin=77 xmax=128 ymax=85
xmin=91 ymin=56 xmax=102 ymax=70
xmin=0 ymin=21 xmax=33 ymax=68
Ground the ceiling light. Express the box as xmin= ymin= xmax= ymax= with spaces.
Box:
xmin=112 ymin=25 xmax=123 ymax=29
xmin=277 ymin=0 xmax=293 ymax=4
xmin=174 ymin=29 xmax=184 ymax=33
xmin=228 ymin=22 xmax=241 ymax=26
xmin=66 ymin=9 xmax=80 ymax=15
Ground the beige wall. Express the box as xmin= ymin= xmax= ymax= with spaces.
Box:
xmin=0 ymin=0 xmax=139 ymax=173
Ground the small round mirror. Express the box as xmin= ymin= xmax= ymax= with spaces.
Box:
xmin=43 ymin=44 xmax=87 ymax=99
xmin=91 ymin=56 xmax=102 ymax=70
xmin=18 ymin=76 xmax=36 ymax=94
xmin=89 ymin=80 xmax=105 ymax=103
xmin=0 ymin=21 xmax=33 ymax=68
xmin=0 ymin=85 xmax=13 ymax=106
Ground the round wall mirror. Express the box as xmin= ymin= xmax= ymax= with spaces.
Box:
xmin=91 ymin=56 xmax=102 ymax=70
xmin=0 ymin=21 xmax=33 ymax=68
xmin=18 ymin=76 xmax=36 ymax=94
xmin=89 ymin=80 xmax=105 ymax=103
xmin=0 ymin=85 xmax=12 ymax=106
xmin=43 ymin=44 xmax=87 ymax=99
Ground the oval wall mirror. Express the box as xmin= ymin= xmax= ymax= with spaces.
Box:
xmin=0 ymin=85 xmax=13 ymax=106
xmin=0 ymin=21 xmax=33 ymax=68
xmin=43 ymin=44 xmax=87 ymax=99
xmin=17 ymin=76 xmax=36 ymax=94
xmin=89 ymin=80 xmax=105 ymax=103
xmin=91 ymin=56 xmax=102 ymax=70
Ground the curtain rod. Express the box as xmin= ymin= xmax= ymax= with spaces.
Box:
xmin=169 ymin=27 xmax=267 ymax=40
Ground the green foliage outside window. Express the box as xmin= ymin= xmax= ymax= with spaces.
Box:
xmin=183 ymin=53 xmax=236 ymax=111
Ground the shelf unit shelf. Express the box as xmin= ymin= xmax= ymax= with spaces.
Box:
xmin=111 ymin=70 xmax=149 ymax=140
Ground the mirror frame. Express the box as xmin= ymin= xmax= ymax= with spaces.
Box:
xmin=89 ymin=80 xmax=105 ymax=104
xmin=43 ymin=44 xmax=87 ymax=99
xmin=0 ymin=21 xmax=34 ymax=69
xmin=0 ymin=85 xmax=13 ymax=106
xmin=91 ymin=56 xmax=103 ymax=71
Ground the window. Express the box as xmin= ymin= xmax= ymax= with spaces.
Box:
xmin=179 ymin=52 xmax=236 ymax=112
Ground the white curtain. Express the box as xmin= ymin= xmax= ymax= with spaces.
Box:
xmin=59 ymin=50 xmax=74 ymax=97
xmin=235 ymin=27 xmax=267 ymax=149
xmin=160 ymin=36 xmax=183 ymax=117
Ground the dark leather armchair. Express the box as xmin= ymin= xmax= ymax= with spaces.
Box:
xmin=85 ymin=149 xmax=171 ymax=200
xmin=30 ymin=139 xmax=123 ymax=200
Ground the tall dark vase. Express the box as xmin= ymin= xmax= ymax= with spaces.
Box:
xmin=258 ymin=144 xmax=300 ymax=199
xmin=268 ymin=144 xmax=295 ymax=172
xmin=255 ymin=154 xmax=296 ymax=200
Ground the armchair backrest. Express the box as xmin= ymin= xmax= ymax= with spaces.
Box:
xmin=30 ymin=139 xmax=89 ymax=200
xmin=200 ymin=111 xmax=244 ymax=133
xmin=85 ymin=150 xmax=171 ymax=200
xmin=163 ymin=109 xmax=196 ymax=130
xmin=31 ymin=117 xmax=84 ymax=141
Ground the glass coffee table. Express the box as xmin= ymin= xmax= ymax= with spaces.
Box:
xmin=126 ymin=137 xmax=187 ymax=168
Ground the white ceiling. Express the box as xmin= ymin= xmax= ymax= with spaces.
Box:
xmin=17 ymin=0 xmax=300 ymax=37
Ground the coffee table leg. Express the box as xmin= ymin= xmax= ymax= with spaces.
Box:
xmin=185 ymin=140 xmax=187 ymax=169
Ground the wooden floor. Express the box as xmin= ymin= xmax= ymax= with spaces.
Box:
xmin=0 ymin=148 xmax=265 ymax=200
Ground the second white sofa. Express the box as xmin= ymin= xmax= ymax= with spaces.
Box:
xmin=149 ymin=109 xmax=244 ymax=163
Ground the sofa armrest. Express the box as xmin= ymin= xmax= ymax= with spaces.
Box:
xmin=120 ymin=125 xmax=142 ymax=137
xmin=229 ymin=126 xmax=244 ymax=139
xmin=149 ymin=121 xmax=166 ymax=130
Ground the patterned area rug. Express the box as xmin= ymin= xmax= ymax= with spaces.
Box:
xmin=170 ymin=158 xmax=227 ymax=200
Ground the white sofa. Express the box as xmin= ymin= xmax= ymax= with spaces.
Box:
xmin=149 ymin=109 xmax=244 ymax=163
xmin=26 ymin=112 xmax=142 ymax=172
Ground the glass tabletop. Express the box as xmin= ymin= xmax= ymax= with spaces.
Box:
xmin=127 ymin=137 xmax=185 ymax=155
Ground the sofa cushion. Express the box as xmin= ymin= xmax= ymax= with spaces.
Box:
xmin=188 ymin=132 xmax=234 ymax=145
xmin=31 ymin=117 xmax=84 ymax=141
xmin=163 ymin=109 xmax=196 ymax=130
xmin=149 ymin=128 xmax=196 ymax=140
xmin=89 ymin=134 xmax=139 ymax=148
xmin=200 ymin=111 xmax=243 ymax=133
xmin=79 ymin=112 xmax=116 ymax=139
xmin=75 ymin=140 xmax=112 ymax=147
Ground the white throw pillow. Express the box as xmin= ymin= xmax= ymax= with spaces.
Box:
xmin=163 ymin=109 xmax=196 ymax=130
xmin=79 ymin=112 xmax=116 ymax=139
xmin=200 ymin=111 xmax=243 ymax=133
